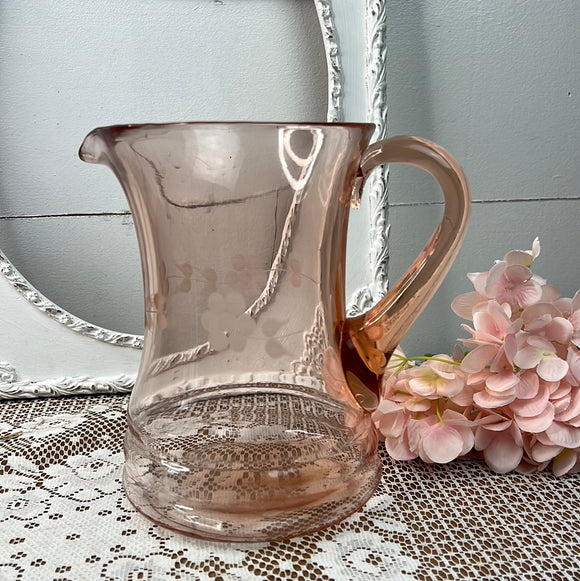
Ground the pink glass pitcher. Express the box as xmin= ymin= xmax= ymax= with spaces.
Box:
xmin=80 ymin=122 xmax=470 ymax=541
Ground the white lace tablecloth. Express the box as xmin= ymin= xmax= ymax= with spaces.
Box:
xmin=1 ymin=394 xmax=579 ymax=581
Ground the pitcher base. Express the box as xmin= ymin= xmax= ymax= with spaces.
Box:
xmin=123 ymin=386 xmax=381 ymax=541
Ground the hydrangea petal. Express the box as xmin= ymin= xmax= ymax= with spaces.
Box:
xmin=450 ymin=384 xmax=476 ymax=407
xmin=505 ymin=249 xmax=535 ymax=267
xmin=504 ymin=333 xmax=519 ymax=364
xmin=406 ymin=418 xmax=430 ymax=453
xmin=526 ymin=335 xmax=555 ymax=350
xmin=554 ymin=387 xmax=580 ymax=422
xmin=437 ymin=377 xmax=465 ymax=397
xmin=486 ymin=371 xmax=519 ymax=393
xmin=389 ymin=411 xmax=408 ymax=438
xmin=552 ymin=449 xmax=580 ymax=476
xmin=537 ymin=356 xmax=568 ymax=382
xmin=433 ymin=367 xmax=458 ymax=381
xmin=513 ymin=346 xmax=542 ymax=370
xmin=541 ymin=284 xmax=561 ymax=303
xmin=474 ymin=426 xmax=494 ymax=451
xmin=406 ymin=400 xmax=433 ymax=413
xmin=473 ymin=389 xmax=516 ymax=409
xmin=508 ymin=279 xmax=543 ymax=308
xmin=544 ymin=422 xmax=580 ymax=448
xmin=514 ymin=372 xmax=540 ymax=399
xmin=550 ymin=382 xmax=571 ymax=400
xmin=451 ymin=291 xmax=485 ymax=320
xmin=488 ymin=264 xmax=543 ymax=308
xmin=522 ymin=303 xmax=561 ymax=325
xmin=505 ymin=238 xmax=540 ymax=266
xmin=384 ymin=436 xmax=417 ymax=461
xmin=483 ymin=432 xmax=524 ymax=474
xmin=567 ymin=347 xmax=580 ymax=384
xmin=375 ymin=399 xmax=402 ymax=415
xmin=516 ymin=459 xmax=548 ymax=474
xmin=510 ymin=384 xmax=550 ymax=417
xmin=514 ymin=403 xmax=555 ymax=433
xmin=420 ymin=425 xmax=466 ymax=464
xmin=408 ymin=376 xmax=436 ymax=397
xmin=544 ymin=317 xmax=574 ymax=344
xmin=379 ymin=411 xmax=407 ymax=440
xmin=476 ymin=413 xmax=513 ymax=432
xmin=530 ymin=237 xmax=541 ymax=260
xmin=372 ymin=400 xmax=406 ymax=438
xmin=461 ymin=345 xmax=498 ymax=373
xmin=571 ymin=290 xmax=580 ymax=311
xmin=530 ymin=442 xmax=563 ymax=463
xmin=535 ymin=431 xmax=555 ymax=446
xmin=446 ymin=421 xmax=475 ymax=456
xmin=484 ymin=261 xmax=508 ymax=296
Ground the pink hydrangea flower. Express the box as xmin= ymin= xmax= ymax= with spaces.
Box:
xmin=452 ymin=237 xmax=544 ymax=319
xmin=374 ymin=238 xmax=580 ymax=476
xmin=407 ymin=409 xmax=474 ymax=464
xmin=406 ymin=356 xmax=466 ymax=398
xmin=372 ymin=239 xmax=580 ymax=476
xmin=521 ymin=302 xmax=574 ymax=344
xmin=485 ymin=263 xmax=543 ymax=311
xmin=459 ymin=301 xmax=521 ymax=374
xmin=513 ymin=335 xmax=569 ymax=382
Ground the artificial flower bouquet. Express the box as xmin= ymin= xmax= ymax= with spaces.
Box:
xmin=372 ymin=239 xmax=580 ymax=476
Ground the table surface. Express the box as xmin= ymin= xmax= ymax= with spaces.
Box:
xmin=1 ymin=393 xmax=578 ymax=581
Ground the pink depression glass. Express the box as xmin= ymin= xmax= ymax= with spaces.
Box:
xmin=79 ymin=122 xmax=470 ymax=541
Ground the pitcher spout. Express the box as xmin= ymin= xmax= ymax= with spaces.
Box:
xmin=78 ymin=128 xmax=107 ymax=164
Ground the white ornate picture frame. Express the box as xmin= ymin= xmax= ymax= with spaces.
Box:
xmin=0 ymin=0 xmax=388 ymax=399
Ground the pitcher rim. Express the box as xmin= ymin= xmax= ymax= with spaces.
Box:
xmin=87 ymin=120 xmax=376 ymax=134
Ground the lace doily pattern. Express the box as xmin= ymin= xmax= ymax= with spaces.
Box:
xmin=1 ymin=394 xmax=579 ymax=580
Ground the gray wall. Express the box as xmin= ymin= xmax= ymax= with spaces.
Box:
xmin=1 ymin=1 xmax=578 ymax=358
xmin=386 ymin=0 xmax=579 ymax=356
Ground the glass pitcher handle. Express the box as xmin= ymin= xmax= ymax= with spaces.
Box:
xmin=342 ymin=136 xmax=470 ymax=408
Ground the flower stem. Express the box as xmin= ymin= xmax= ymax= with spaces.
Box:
xmin=435 ymin=399 xmax=444 ymax=425
xmin=408 ymin=356 xmax=461 ymax=366
xmin=389 ymin=353 xmax=462 ymax=373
